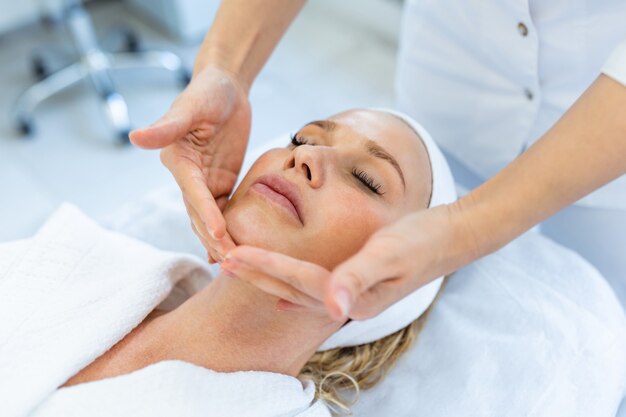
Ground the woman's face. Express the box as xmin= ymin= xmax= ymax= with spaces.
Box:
xmin=223 ymin=109 xmax=432 ymax=270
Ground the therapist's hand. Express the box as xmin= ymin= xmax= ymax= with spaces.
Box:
xmin=129 ymin=66 xmax=251 ymax=263
xmin=224 ymin=203 xmax=478 ymax=320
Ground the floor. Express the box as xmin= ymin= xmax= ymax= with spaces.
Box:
xmin=0 ymin=0 xmax=399 ymax=241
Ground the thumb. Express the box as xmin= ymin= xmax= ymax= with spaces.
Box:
xmin=326 ymin=243 xmax=395 ymax=321
xmin=129 ymin=108 xmax=193 ymax=149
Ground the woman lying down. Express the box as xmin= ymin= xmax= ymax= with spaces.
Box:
xmin=0 ymin=109 xmax=456 ymax=417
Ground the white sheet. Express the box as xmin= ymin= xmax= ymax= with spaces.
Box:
xmin=0 ymin=205 xmax=329 ymax=417
xmin=105 ymin=183 xmax=626 ymax=417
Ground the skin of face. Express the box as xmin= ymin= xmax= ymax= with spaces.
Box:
xmin=222 ymin=109 xmax=433 ymax=270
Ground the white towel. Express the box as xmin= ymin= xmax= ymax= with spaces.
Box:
xmin=31 ymin=361 xmax=328 ymax=417
xmin=0 ymin=204 xmax=330 ymax=417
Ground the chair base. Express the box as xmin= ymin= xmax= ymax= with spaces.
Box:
xmin=12 ymin=50 xmax=190 ymax=143
xmin=10 ymin=1 xmax=190 ymax=144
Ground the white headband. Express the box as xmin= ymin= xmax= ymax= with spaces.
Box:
xmin=318 ymin=108 xmax=457 ymax=351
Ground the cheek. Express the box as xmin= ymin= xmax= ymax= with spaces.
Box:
xmin=305 ymin=190 xmax=391 ymax=269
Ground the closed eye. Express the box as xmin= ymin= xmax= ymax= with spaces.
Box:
xmin=290 ymin=132 xmax=384 ymax=196
xmin=352 ymin=169 xmax=384 ymax=196
xmin=290 ymin=133 xmax=311 ymax=147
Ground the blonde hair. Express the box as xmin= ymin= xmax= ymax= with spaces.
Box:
xmin=299 ymin=277 xmax=448 ymax=415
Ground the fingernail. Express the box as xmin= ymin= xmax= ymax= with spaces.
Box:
xmin=209 ymin=229 xmax=218 ymax=240
xmin=221 ymin=258 xmax=239 ymax=270
xmin=333 ymin=287 xmax=352 ymax=318
xmin=224 ymin=253 xmax=242 ymax=265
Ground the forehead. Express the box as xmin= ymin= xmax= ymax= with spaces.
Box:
xmin=327 ymin=110 xmax=425 ymax=159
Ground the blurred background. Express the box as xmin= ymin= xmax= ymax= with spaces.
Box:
xmin=0 ymin=0 xmax=402 ymax=241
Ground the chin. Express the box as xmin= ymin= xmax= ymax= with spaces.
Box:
xmin=223 ymin=202 xmax=289 ymax=253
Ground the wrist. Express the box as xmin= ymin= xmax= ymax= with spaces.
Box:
xmin=193 ymin=45 xmax=254 ymax=95
xmin=443 ymin=196 xmax=485 ymax=268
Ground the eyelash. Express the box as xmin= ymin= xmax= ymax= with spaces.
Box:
xmin=289 ymin=133 xmax=384 ymax=196
xmin=352 ymin=169 xmax=384 ymax=195
xmin=290 ymin=132 xmax=308 ymax=147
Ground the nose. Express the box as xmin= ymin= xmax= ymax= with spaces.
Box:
xmin=283 ymin=145 xmax=325 ymax=188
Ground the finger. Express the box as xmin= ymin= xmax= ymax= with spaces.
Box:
xmin=212 ymin=232 xmax=237 ymax=259
xmin=214 ymin=195 xmax=230 ymax=212
xmin=189 ymin=215 xmax=223 ymax=263
xmin=187 ymin=203 xmax=210 ymax=242
xmin=208 ymin=252 xmax=217 ymax=264
xmin=185 ymin=203 xmax=235 ymax=263
xmin=190 ymin=218 xmax=208 ymax=245
xmin=209 ymin=248 xmax=221 ymax=264
xmin=190 ymin=220 xmax=215 ymax=260
xmin=165 ymin=152 xmax=229 ymax=240
xmin=348 ymin=277 xmax=407 ymax=320
xmin=222 ymin=260 xmax=325 ymax=310
xmin=129 ymin=105 xmax=193 ymax=149
xmin=186 ymin=201 xmax=234 ymax=260
xmin=227 ymin=246 xmax=329 ymax=302
xmin=326 ymin=237 xmax=405 ymax=321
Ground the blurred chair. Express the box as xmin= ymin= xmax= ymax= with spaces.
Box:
xmin=11 ymin=0 xmax=190 ymax=143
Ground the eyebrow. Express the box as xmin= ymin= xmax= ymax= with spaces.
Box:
xmin=307 ymin=120 xmax=337 ymax=132
xmin=365 ymin=140 xmax=406 ymax=190
xmin=304 ymin=119 xmax=406 ymax=191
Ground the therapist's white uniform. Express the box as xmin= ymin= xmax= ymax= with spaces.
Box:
xmin=395 ymin=0 xmax=626 ymax=305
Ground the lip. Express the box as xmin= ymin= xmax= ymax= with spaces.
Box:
xmin=251 ymin=174 xmax=304 ymax=225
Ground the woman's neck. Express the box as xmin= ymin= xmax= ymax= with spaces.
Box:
xmin=155 ymin=273 xmax=342 ymax=376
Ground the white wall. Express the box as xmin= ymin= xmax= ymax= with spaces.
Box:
xmin=124 ymin=0 xmax=402 ymax=44
xmin=308 ymin=0 xmax=403 ymax=45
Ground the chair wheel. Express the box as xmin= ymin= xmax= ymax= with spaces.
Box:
xmin=117 ymin=130 xmax=131 ymax=145
xmin=123 ymin=29 xmax=141 ymax=53
xmin=31 ymin=55 xmax=50 ymax=81
xmin=16 ymin=117 xmax=35 ymax=137
xmin=178 ymin=69 xmax=192 ymax=88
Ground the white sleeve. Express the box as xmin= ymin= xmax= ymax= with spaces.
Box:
xmin=602 ymin=39 xmax=626 ymax=86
